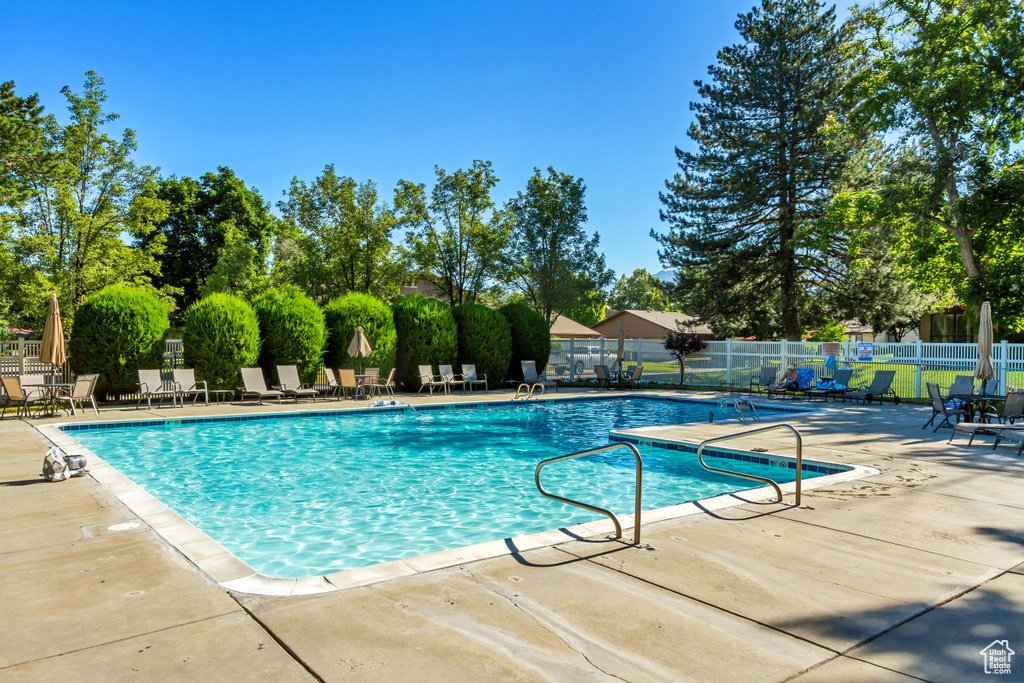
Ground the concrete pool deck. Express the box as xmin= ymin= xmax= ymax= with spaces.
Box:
xmin=1 ymin=389 xmax=1022 ymax=681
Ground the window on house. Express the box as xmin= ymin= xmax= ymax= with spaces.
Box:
xmin=931 ymin=313 xmax=970 ymax=343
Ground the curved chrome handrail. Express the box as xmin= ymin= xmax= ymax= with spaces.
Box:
xmin=535 ymin=442 xmax=643 ymax=545
xmin=696 ymin=423 xmax=803 ymax=506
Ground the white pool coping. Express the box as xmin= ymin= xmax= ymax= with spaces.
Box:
xmin=35 ymin=399 xmax=877 ymax=597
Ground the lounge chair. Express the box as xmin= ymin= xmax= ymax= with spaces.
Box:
xmin=803 ymin=368 xmax=853 ymax=402
xmin=945 ymin=374 xmax=976 ymax=399
xmin=136 ymin=369 xmax=178 ymax=409
xmin=364 ymin=368 xmax=396 ymax=398
xmin=992 ymin=424 xmax=1024 ymax=456
xmin=54 ymin=374 xmax=99 ymax=417
xmin=460 ymin=364 xmax=488 ymax=392
xmin=0 ymin=376 xmax=44 ymax=419
xmin=594 ymin=364 xmax=612 ymax=389
xmin=948 ymin=392 xmax=1024 ymax=445
xmin=522 ymin=360 xmax=557 ymax=392
xmin=843 ymin=370 xmax=899 ymax=404
xmin=239 ymin=368 xmax=284 ymax=404
xmin=925 ymin=382 xmax=968 ymax=432
xmin=750 ymin=366 xmax=778 ymax=394
xmin=322 ymin=368 xmax=340 ymax=399
xmin=767 ymin=368 xmax=815 ymax=400
xmin=172 ymin=368 xmax=208 ymax=406
xmin=624 ymin=364 xmax=644 ymax=389
xmin=439 ymin=364 xmax=466 ymax=393
xmin=275 ymin=365 xmax=318 ymax=402
xmin=418 ymin=365 xmax=447 ymax=395
xmin=336 ymin=368 xmax=360 ymax=399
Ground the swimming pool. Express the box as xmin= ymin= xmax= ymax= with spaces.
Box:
xmin=62 ymin=397 xmax=832 ymax=578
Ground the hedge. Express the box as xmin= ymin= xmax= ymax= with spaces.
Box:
xmin=182 ymin=293 xmax=261 ymax=389
xmin=69 ymin=286 xmax=169 ymax=400
xmin=323 ymin=292 xmax=396 ymax=375
xmin=499 ymin=302 xmax=551 ymax=381
xmin=452 ymin=303 xmax=511 ymax=386
xmin=252 ymin=286 xmax=326 ymax=384
xmin=392 ymin=294 xmax=457 ymax=390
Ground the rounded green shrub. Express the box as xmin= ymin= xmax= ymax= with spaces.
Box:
xmin=252 ymin=286 xmax=326 ymax=384
xmin=323 ymin=292 xmax=396 ymax=374
xmin=182 ymin=293 xmax=260 ymax=389
xmin=69 ymin=286 xmax=169 ymax=400
xmin=392 ymin=294 xmax=457 ymax=390
xmin=452 ymin=303 xmax=511 ymax=386
xmin=499 ymin=302 xmax=551 ymax=381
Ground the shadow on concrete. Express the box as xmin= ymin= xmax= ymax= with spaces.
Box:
xmin=777 ymin=575 xmax=1024 ymax=682
xmin=0 ymin=478 xmax=49 ymax=487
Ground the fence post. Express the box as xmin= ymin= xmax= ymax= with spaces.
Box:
xmin=726 ymin=338 xmax=733 ymax=387
xmin=1000 ymin=339 xmax=1009 ymax=392
xmin=600 ymin=337 xmax=606 ymax=368
xmin=637 ymin=338 xmax=644 ymax=367
xmin=780 ymin=340 xmax=788 ymax=372
xmin=914 ymin=339 xmax=922 ymax=399
xmin=569 ymin=338 xmax=575 ymax=382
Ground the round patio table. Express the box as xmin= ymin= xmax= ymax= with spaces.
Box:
xmin=23 ymin=383 xmax=75 ymax=418
xmin=947 ymin=392 xmax=1006 ymax=423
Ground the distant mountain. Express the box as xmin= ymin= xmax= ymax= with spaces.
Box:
xmin=653 ymin=269 xmax=676 ymax=284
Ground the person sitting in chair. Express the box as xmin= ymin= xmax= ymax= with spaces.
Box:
xmin=772 ymin=363 xmax=800 ymax=391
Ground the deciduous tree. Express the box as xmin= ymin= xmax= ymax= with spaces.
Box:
xmin=504 ymin=167 xmax=612 ymax=327
xmin=276 ymin=164 xmax=405 ymax=302
xmin=396 ymin=160 xmax=510 ymax=307
xmin=608 ymin=269 xmax=671 ymax=311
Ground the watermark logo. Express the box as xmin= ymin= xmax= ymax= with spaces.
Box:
xmin=980 ymin=640 xmax=1014 ymax=675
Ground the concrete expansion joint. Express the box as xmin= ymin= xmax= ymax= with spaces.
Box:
xmin=461 ymin=567 xmax=630 ymax=683
xmin=571 ymin=546 xmax=844 ymax=656
xmin=231 ymin=596 xmax=324 ymax=682
xmin=0 ymin=612 xmax=240 ymax=672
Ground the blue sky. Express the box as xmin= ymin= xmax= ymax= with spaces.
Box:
xmin=4 ymin=1 xmax=848 ymax=281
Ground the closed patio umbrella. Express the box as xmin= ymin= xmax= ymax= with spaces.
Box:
xmin=975 ymin=301 xmax=994 ymax=394
xmin=38 ymin=294 xmax=66 ymax=381
xmin=347 ymin=326 xmax=373 ymax=375
xmin=615 ymin=320 xmax=626 ymax=371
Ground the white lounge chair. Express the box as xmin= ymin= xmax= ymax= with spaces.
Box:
xmin=418 ymin=365 xmax=447 ymax=395
xmin=275 ymin=365 xmax=318 ymax=402
xmin=239 ymin=368 xmax=284 ymax=404
xmin=439 ymin=364 xmax=466 ymax=393
xmin=136 ymin=369 xmax=178 ymax=409
xmin=461 ymin=364 xmax=488 ymax=392
xmin=173 ymin=368 xmax=208 ymax=406
xmin=54 ymin=374 xmax=99 ymax=417
xmin=521 ymin=360 xmax=557 ymax=392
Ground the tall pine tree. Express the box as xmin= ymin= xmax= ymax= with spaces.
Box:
xmin=654 ymin=0 xmax=857 ymax=340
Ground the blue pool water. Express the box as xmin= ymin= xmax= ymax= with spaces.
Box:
xmin=68 ymin=397 xmax=824 ymax=577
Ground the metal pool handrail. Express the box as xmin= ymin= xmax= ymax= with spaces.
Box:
xmin=534 ymin=442 xmax=643 ymax=545
xmin=696 ymin=423 xmax=803 ymax=506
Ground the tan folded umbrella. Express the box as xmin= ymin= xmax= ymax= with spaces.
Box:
xmin=348 ymin=326 xmax=373 ymax=375
xmin=616 ymin=320 xmax=626 ymax=367
xmin=975 ymin=301 xmax=994 ymax=393
xmin=38 ymin=294 xmax=66 ymax=379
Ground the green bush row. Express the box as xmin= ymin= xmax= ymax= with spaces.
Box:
xmin=70 ymin=287 xmax=552 ymax=394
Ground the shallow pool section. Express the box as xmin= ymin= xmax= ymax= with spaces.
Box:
xmin=66 ymin=397 xmax=825 ymax=577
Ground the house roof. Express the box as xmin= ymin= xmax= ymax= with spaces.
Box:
xmin=595 ymin=309 xmax=713 ymax=336
xmin=550 ymin=315 xmax=602 ymax=338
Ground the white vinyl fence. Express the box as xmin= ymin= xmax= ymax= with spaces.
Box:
xmin=549 ymin=337 xmax=1024 ymax=400
xmin=5 ymin=336 xmax=1024 ymax=401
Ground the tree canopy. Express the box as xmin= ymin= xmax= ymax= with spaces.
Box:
xmin=504 ymin=167 xmax=612 ymax=327
xmin=275 ymin=165 xmax=405 ymax=302
xmin=396 ymin=160 xmax=509 ymax=307
xmin=655 ymin=0 xmax=860 ymax=340
xmin=608 ymin=269 xmax=671 ymax=312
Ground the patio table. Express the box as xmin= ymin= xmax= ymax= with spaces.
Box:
xmin=23 ymin=382 xmax=75 ymax=418
xmin=947 ymin=392 xmax=1006 ymax=423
